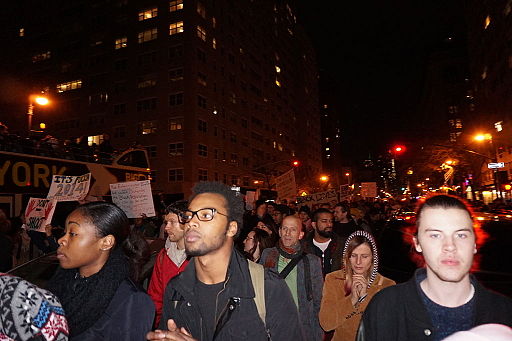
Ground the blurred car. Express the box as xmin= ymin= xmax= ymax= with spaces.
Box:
xmin=391 ymin=210 xmax=416 ymax=223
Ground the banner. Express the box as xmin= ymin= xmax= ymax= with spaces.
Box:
xmin=361 ymin=182 xmax=378 ymax=198
xmin=47 ymin=173 xmax=91 ymax=201
xmin=296 ymin=189 xmax=338 ymax=207
xmin=274 ymin=169 xmax=297 ymax=201
xmin=339 ymin=184 xmax=351 ymax=201
xmin=110 ymin=180 xmax=156 ymax=218
xmin=24 ymin=198 xmax=57 ymax=232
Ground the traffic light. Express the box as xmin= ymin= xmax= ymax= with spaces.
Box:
xmin=292 ymin=160 xmax=300 ymax=167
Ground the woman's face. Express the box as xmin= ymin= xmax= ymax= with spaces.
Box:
xmin=256 ymin=221 xmax=272 ymax=235
xmin=243 ymin=231 xmax=256 ymax=252
xmin=349 ymin=243 xmax=373 ymax=275
xmin=57 ymin=210 xmax=108 ymax=277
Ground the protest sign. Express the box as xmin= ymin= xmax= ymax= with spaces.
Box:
xmin=47 ymin=173 xmax=91 ymax=201
xmin=110 ymin=180 xmax=156 ymax=218
xmin=275 ymin=169 xmax=297 ymax=201
xmin=339 ymin=184 xmax=351 ymax=201
xmin=24 ymin=198 xmax=57 ymax=232
xmin=296 ymin=189 xmax=338 ymax=208
xmin=361 ymin=182 xmax=378 ymax=198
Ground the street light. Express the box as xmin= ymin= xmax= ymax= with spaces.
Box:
xmin=27 ymin=94 xmax=50 ymax=134
xmin=319 ymin=175 xmax=329 ymax=182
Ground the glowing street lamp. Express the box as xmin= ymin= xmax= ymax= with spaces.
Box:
xmin=319 ymin=175 xmax=329 ymax=182
xmin=474 ymin=133 xmax=492 ymax=141
xmin=27 ymin=94 xmax=50 ymax=134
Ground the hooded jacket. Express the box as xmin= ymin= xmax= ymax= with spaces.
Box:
xmin=159 ymin=248 xmax=304 ymax=341
xmin=319 ymin=230 xmax=395 ymax=341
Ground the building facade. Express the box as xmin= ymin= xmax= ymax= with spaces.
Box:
xmin=3 ymin=0 xmax=321 ymax=197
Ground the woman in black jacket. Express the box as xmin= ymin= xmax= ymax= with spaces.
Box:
xmin=48 ymin=201 xmax=155 ymax=340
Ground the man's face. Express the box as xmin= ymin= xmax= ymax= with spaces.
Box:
xmin=256 ymin=203 xmax=267 ymax=217
xmin=333 ymin=206 xmax=347 ymax=222
xmin=299 ymin=211 xmax=310 ymax=223
xmin=271 ymin=211 xmax=283 ymax=225
xmin=184 ymin=193 xmax=234 ymax=257
xmin=414 ymin=207 xmax=476 ymax=284
xmin=164 ymin=212 xmax=185 ymax=243
xmin=312 ymin=212 xmax=334 ymax=238
xmin=267 ymin=204 xmax=275 ymax=215
xmin=279 ymin=216 xmax=304 ymax=248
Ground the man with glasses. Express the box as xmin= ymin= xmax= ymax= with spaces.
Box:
xmin=147 ymin=182 xmax=303 ymax=341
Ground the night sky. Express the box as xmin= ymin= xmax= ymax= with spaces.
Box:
xmin=296 ymin=0 xmax=466 ymax=164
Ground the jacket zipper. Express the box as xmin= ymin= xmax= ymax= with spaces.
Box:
xmin=212 ymin=274 xmax=232 ymax=339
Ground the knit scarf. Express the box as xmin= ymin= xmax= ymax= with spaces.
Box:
xmin=277 ymin=239 xmax=303 ymax=259
xmin=47 ymin=247 xmax=130 ymax=337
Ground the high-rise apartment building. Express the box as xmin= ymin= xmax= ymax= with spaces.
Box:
xmin=3 ymin=0 xmax=321 ymax=197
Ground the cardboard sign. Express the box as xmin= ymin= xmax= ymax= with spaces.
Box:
xmin=361 ymin=182 xmax=378 ymax=198
xmin=25 ymin=198 xmax=57 ymax=232
xmin=296 ymin=189 xmax=338 ymax=207
xmin=47 ymin=173 xmax=91 ymax=201
xmin=110 ymin=180 xmax=156 ymax=218
xmin=275 ymin=169 xmax=297 ymax=201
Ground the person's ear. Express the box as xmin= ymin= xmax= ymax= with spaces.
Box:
xmin=299 ymin=230 xmax=304 ymax=240
xmin=413 ymin=236 xmax=422 ymax=253
xmin=311 ymin=222 xmax=317 ymax=230
xmin=227 ymin=221 xmax=237 ymax=237
xmin=473 ymin=243 xmax=477 ymax=254
xmin=100 ymin=235 xmax=115 ymax=251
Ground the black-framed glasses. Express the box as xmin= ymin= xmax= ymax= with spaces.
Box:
xmin=179 ymin=208 xmax=228 ymax=223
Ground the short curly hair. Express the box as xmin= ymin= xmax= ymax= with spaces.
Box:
xmin=190 ymin=181 xmax=245 ymax=238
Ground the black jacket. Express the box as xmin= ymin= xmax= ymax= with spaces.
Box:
xmin=159 ymin=249 xmax=304 ymax=341
xmin=73 ymin=279 xmax=155 ymax=340
xmin=357 ymin=268 xmax=512 ymax=341
xmin=301 ymin=231 xmax=344 ymax=275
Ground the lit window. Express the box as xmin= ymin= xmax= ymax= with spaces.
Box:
xmin=197 ymin=2 xmax=206 ymax=18
xmin=168 ymin=168 xmax=184 ymax=181
xmin=138 ymin=28 xmax=158 ymax=43
xmin=137 ymin=121 xmax=158 ymax=135
xmin=115 ymin=37 xmax=127 ymax=49
xmin=32 ymin=51 xmax=51 ymax=63
xmin=19 ymin=28 xmax=24 ymax=37
xmin=197 ymin=26 xmax=206 ymax=41
xmin=275 ymin=65 xmax=281 ymax=73
xmin=169 ymin=0 xmax=183 ymax=12
xmin=495 ymin=121 xmax=503 ymax=132
xmin=170 ymin=21 xmax=184 ymax=35
xmin=169 ymin=118 xmax=183 ymax=131
xmin=484 ymin=15 xmax=491 ymax=29
xmin=275 ymin=79 xmax=281 ymax=87
xmin=455 ymin=119 xmax=462 ymax=129
xmin=212 ymin=17 xmax=216 ymax=28
xmin=212 ymin=38 xmax=217 ymax=49
xmin=138 ymin=7 xmax=158 ymax=21
xmin=56 ymin=80 xmax=82 ymax=92
xmin=168 ymin=142 xmax=184 ymax=156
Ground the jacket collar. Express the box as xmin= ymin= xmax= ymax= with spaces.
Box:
xmin=172 ymin=248 xmax=255 ymax=301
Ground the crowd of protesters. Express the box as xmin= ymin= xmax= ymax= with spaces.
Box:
xmin=2 ymin=181 xmax=512 ymax=340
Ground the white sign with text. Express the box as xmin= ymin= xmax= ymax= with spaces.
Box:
xmin=25 ymin=198 xmax=57 ymax=232
xmin=47 ymin=173 xmax=91 ymax=201
xmin=110 ymin=180 xmax=156 ymax=218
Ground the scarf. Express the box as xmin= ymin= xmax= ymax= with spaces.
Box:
xmin=47 ymin=247 xmax=130 ymax=337
xmin=165 ymin=238 xmax=187 ymax=267
xmin=277 ymin=239 xmax=303 ymax=258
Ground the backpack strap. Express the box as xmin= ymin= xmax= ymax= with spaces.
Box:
xmin=248 ymin=260 xmax=266 ymax=326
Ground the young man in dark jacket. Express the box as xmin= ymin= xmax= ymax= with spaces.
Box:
xmin=358 ymin=195 xmax=512 ymax=341
xmin=301 ymin=208 xmax=344 ymax=276
xmin=148 ymin=182 xmax=303 ymax=341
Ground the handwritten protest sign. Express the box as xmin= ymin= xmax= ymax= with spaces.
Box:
xmin=47 ymin=173 xmax=91 ymax=201
xmin=361 ymin=182 xmax=378 ymax=198
xmin=25 ymin=198 xmax=57 ymax=232
xmin=110 ymin=180 xmax=156 ymax=218
xmin=275 ymin=169 xmax=297 ymax=201
xmin=296 ymin=189 xmax=338 ymax=208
